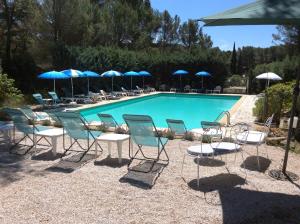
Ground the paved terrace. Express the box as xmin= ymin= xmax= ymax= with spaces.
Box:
xmin=0 ymin=94 xmax=299 ymax=224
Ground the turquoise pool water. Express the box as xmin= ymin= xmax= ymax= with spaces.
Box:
xmin=80 ymin=94 xmax=240 ymax=129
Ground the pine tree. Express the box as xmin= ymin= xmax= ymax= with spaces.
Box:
xmin=230 ymin=42 xmax=237 ymax=74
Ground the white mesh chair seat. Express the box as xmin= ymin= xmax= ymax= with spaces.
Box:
xmin=187 ymin=144 xmax=214 ymax=156
xmin=237 ymin=131 xmax=266 ymax=144
xmin=211 ymin=142 xmax=241 ymax=151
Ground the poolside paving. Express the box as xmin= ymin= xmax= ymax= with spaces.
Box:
xmin=0 ymin=94 xmax=300 ymax=224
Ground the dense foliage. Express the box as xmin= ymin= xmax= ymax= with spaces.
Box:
xmin=0 ymin=74 xmax=24 ymax=107
xmin=0 ymin=0 xmax=299 ymax=94
xmin=253 ymin=82 xmax=294 ymax=123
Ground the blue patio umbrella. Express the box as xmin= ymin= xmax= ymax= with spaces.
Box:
xmin=195 ymin=71 xmax=212 ymax=88
xmin=61 ymin=69 xmax=85 ymax=99
xmin=172 ymin=70 xmax=189 ymax=90
xmin=101 ymin=70 xmax=122 ymax=91
xmin=138 ymin=71 xmax=151 ymax=88
xmin=38 ymin=71 xmax=69 ymax=92
xmin=124 ymin=71 xmax=139 ymax=90
xmin=83 ymin=71 xmax=100 ymax=93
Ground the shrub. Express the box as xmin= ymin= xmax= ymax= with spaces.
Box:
xmin=183 ymin=131 xmax=194 ymax=141
xmin=115 ymin=126 xmax=128 ymax=134
xmin=0 ymin=74 xmax=24 ymax=107
xmin=253 ymin=82 xmax=294 ymax=123
xmin=164 ymin=130 xmax=175 ymax=140
xmin=225 ymin=74 xmax=245 ymax=87
xmin=41 ymin=120 xmax=51 ymax=126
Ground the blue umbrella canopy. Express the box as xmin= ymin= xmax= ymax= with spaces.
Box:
xmin=61 ymin=69 xmax=85 ymax=99
xmin=172 ymin=70 xmax=188 ymax=75
xmin=38 ymin=71 xmax=69 ymax=92
xmin=124 ymin=71 xmax=139 ymax=90
xmin=138 ymin=71 xmax=151 ymax=77
xmin=101 ymin=70 xmax=122 ymax=91
xmin=195 ymin=71 xmax=212 ymax=89
xmin=83 ymin=71 xmax=100 ymax=77
xmin=195 ymin=71 xmax=211 ymax=77
xmin=83 ymin=71 xmax=100 ymax=93
xmin=61 ymin=69 xmax=84 ymax=78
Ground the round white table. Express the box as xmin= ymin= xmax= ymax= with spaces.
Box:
xmin=95 ymin=133 xmax=130 ymax=163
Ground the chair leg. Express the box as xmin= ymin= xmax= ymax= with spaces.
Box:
xmin=256 ymin=145 xmax=260 ymax=170
xmin=180 ymin=154 xmax=186 ymax=178
xmin=197 ymin=156 xmax=200 ymax=188
xmin=265 ymin=145 xmax=269 ymax=159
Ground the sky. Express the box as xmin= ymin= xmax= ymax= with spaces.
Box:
xmin=151 ymin=0 xmax=278 ymax=51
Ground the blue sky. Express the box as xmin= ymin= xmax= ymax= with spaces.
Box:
xmin=151 ymin=0 xmax=278 ymax=51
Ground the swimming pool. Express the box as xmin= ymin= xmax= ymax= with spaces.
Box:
xmin=80 ymin=94 xmax=241 ymax=129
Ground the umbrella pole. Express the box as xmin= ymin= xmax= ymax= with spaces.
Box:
xmin=87 ymin=78 xmax=90 ymax=94
xmin=71 ymin=78 xmax=74 ymax=101
xmin=54 ymin=79 xmax=56 ymax=92
xmin=202 ymin=76 xmax=204 ymax=89
xmin=180 ymin=76 xmax=182 ymax=91
xmin=131 ymin=76 xmax=133 ymax=90
xmin=112 ymin=77 xmax=114 ymax=92
xmin=143 ymin=76 xmax=145 ymax=89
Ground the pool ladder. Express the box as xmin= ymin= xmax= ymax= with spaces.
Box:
xmin=215 ymin=111 xmax=231 ymax=126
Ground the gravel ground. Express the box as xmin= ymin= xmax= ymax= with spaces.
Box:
xmin=0 ymin=95 xmax=300 ymax=224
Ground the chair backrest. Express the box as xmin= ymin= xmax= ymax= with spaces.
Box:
xmin=121 ymin=87 xmax=127 ymax=92
xmin=97 ymin=113 xmax=119 ymax=128
xmin=230 ymin=122 xmax=250 ymax=143
xmin=100 ymin=90 xmax=107 ymax=96
xmin=48 ymin=92 xmax=59 ymax=103
xmin=136 ymin=86 xmax=141 ymax=90
xmin=215 ymin=86 xmax=222 ymax=91
xmin=184 ymin=85 xmax=191 ymax=90
xmin=3 ymin=108 xmax=34 ymax=134
xmin=265 ymin=114 xmax=274 ymax=129
xmin=20 ymin=106 xmax=37 ymax=121
xmin=55 ymin=112 xmax=89 ymax=140
xmin=201 ymin=121 xmax=222 ymax=138
xmin=166 ymin=119 xmax=187 ymax=135
xmin=32 ymin=93 xmax=44 ymax=105
xmin=123 ymin=114 xmax=160 ymax=147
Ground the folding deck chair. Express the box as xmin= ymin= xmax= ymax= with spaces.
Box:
xmin=55 ymin=112 xmax=103 ymax=161
xmin=3 ymin=108 xmax=52 ymax=155
xmin=166 ymin=119 xmax=188 ymax=137
xmin=97 ymin=113 xmax=120 ymax=130
xmin=123 ymin=114 xmax=169 ymax=173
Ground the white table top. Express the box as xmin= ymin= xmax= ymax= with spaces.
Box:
xmin=35 ymin=128 xmax=64 ymax=137
xmin=97 ymin=133 xmax=130 ymax=141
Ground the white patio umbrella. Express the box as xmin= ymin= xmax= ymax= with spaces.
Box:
xmin=256 ymin=72 xmax=282 ymax=87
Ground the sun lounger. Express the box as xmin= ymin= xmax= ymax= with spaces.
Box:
xmin=55 ymin=112 xmax=103 ymax=161
xmin=123 ymin=114 xmax=169 ymax=173
xmin=100 ymin=90 xmax=121 ymax=100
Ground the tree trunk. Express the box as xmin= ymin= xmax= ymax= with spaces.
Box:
xmin=2 ymin=0 xmax=13 ymax=73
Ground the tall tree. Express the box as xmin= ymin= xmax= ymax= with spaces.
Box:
xmin=273 ymin=25 xmax=300 ymax=55
xmin=230 ymin=42 xmax=237 ymax=74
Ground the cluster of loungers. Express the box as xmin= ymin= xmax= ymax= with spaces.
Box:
xmin=0 ymin=105 xmax=273 ymax=187
xmin=159 ymin=85 xmax=222 ymax=93
xmin=32 ymin=86 xmax=156 ymax=107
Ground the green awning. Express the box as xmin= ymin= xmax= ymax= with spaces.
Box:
xmin=200 ymin=0 xmax=300 ymax=26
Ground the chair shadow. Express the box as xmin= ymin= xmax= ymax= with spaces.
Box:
xmin=241 ymin=156 xmax=271 ymax=172
xmin=119 ymin=161 xmax=166 ymax=189
xmin=188 ymin=173 xmax=246 ymax=192
xmin=31 ymin=150 xmax=62 ymax=161
xmin=193 ymin=158 xmax=226 ymax=167
xmin=46 ymin=152 xmax=94 ymax=173
xmin=94 ymin=156 xmax=130 ymax=168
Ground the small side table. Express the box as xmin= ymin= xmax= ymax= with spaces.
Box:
xmin=95 ymin=133 xmax=130 ymax=163
xmin=34 ymin=128 xmax=64 ymax=155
